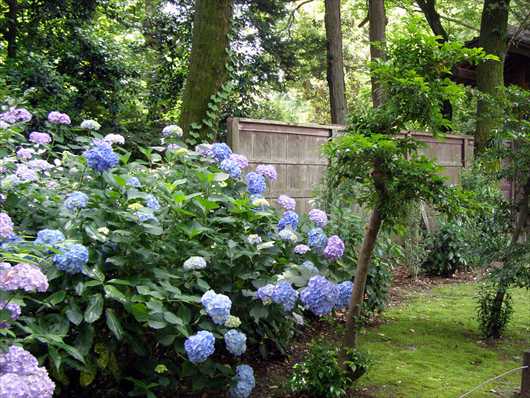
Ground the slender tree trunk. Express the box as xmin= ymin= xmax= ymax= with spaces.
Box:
xmin=5 ymin=0 xmax=17 ymax=59
xmin=179 ymin=0 xmax=233 ymax=140
xmin=475 ymin=0 xmax=510 ymax=155
xmin=368 ymin=0 xmax=386 ymax=107
xmin=416 ymin=0 xmax=448 ymax=40
xmin=324 ymin=0 xmax=347 ymax=125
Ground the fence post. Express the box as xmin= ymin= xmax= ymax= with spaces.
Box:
xmin=522 ymin=350 xmax=530 ymax=397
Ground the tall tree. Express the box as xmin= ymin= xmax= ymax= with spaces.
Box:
xmin=343 ymin=0 xmax=387 ymax=351
xmin=324 ymin=0 xmax=347 ymax=125
xmin=4 ymin=0 xmax=17 ymax=59
xmin=179 ymin=0 xmax=233 ymax=140
xmin=416 ymin=0 xmax=448 ymax=41
xmin=474 ymin=0 xmax=510 ymax=154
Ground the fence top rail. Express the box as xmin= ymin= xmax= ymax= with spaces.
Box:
xmin=402 ymin=130 xmax=475 ymax=141
xmin=229 ymin=117 xmax=345 ymax=132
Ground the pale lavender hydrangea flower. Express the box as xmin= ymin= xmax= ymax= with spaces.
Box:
xmin=278 ymin=228 xmax=297 ymax=242
xmin=15 ymin=164 xmax=38 ymax=182
xmin=229 ymin=154 xmax=249 ymax=169
xmin=27 ymin=160 xmax=53 ymax=171
xmin=47 ymin=111 xmax=71 ymax=125
xmin=0 ymin=213 xmax=14 ymax=239
xmin=103 ymin=134 xmax=125 ymax=145
xmin=294 ymin=244 xmax=310 ymax=254
xmin=64 ymin=192 xmax=88 ymax=211
xmin=0 ymin=263 xmax=49 ymax=292
xmin=162 ymin=125 xmax=183 ymax=137
xmin=195 ymin=143 xmax=213 ymax=157
xmin=256 ymin=164 xmax=277 ymax=181
xmin=0 ymin=121 xmax=9 ymax=129
xmin=247 ymin=234 xmax=262 ymax=244
xmin=323 ymin=235 xmax=345 ymax=261
xmin=0 ymin=108 xmax=32 ymax=124
xmin=308 ymin=209 xmax=328 ymax=227
xmin=28 ymin=132 xmax=51 ymax=145
xmin=0 ymin=301 xmax=21 ymax=328
xmin=277 ymin=195 xmax=296 ymax=210
xmin=16 ymin=148 xmax=34 ymax=160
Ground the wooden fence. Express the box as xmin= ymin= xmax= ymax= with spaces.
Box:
xmin=227 ymin=118 xmax=475 ymax=212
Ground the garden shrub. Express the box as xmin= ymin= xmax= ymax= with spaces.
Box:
xmin=0 ymin=106 xmax=356 ymax=396
xmin=476 ymin=283 xmax=513 ymax=339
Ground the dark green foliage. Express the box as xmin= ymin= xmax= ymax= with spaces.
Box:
xmin=288 ymin=339 xmax=370 ymax=397
xmin=476 ymin=284 xmax=513 ymax=339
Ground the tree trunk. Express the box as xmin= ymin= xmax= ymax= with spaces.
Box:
xmin=179 ymin=0 xmax=233 ymax=141
xmin=5 ymin=0 xmax=17 ymax=59
xmin=474 ymin=0 xmax=510 ymax=155
xmin=416 ymin=0 xmax=448 ymax=41
xmin=368 ymin=0 xmax=386 ymax=107
xmin=324 ymin=0 xmax=347 ymax=125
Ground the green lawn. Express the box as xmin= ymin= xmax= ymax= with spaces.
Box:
xmin=357 ymin=284 xmax=530 ymax=397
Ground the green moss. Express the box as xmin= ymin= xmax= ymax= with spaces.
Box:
xmin=358 ymin=284 xmax=529 ymax=397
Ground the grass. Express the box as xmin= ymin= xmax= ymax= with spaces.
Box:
xmin=356 ymin=283 xmax=530 ymax=398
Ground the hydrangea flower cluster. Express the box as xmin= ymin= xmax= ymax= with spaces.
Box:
xmin=0 ymin=108 xmax=32 ymax=124
xmin=15 ymin=164 xmax=38 ymax=182
xmin=308 ymin=209 xmax=328 ymax=227
xmin=256 ymin=164 xmax=277 ymax=181
xmin=126 ymin=177 xmax=142 ymax=188
xmin=103 ymin=134 xmax=125 ymax=145
xmin=294 ymin=244 xmax=310 ymax=254
xmin=335 ymin=281 xmax=353 ymax=310
xmin=277 ymin=195 xmax=296 ymax=210
xmin=300 ymin=276 xmax=339 ymax=316
xmin=229 ymin=154 xmax=249 ymax=169
xmin=211 ymin=143 xmax=232 ymax=162
xmin=0 ymin=345 xmax=55 ymax=398
xmin=246 ymin=234 xmax=262 ymax=244
xmin=255 ymin=284 xmax=276 ymax=304
xmin=229 ymin=364 xmax=255 ymax=398
xmin=34 ymin=229 xmax=65 ymax=245
xmin=220 ymin=158 xmax=241 ymax=178
xmin=201 ymin=290 xmax=232 ymax=325
xmin=28 ymin=132 xmax=51 ymax=145
xmin=53 ymin=243 xmax=89 ymax=274
xmin=246 ymin=172 xmax=266 ymax=195
xmin=16 ymin=148 xmax=34 ymax=160
xmin=307 ymin=227 xmax=327 ymax=251
xmin=80 ymin=119 xmax=101 ymax=130
xmin=183 ymin=256 xmax=207 ymax=271
xmin=27 ymin=159 xmax=53 ymax=171
xmin=195 ymin=143 xmax=212 ymax=157
xmin=271 ymin=281 xmax=298 ymax=311
xmin=224 ymin=329 xmax=247 ymax=356
xmin=0 ymin=263 xmax=49 ymax=292
xmin=134 ymin=211 xmax=158 ymax=223
xmin=184 ymin=330 xmax=216 ymax=364
xmin=83 ymin=140 xmax=119 ymax=172
xmin=301 ymin=260 xmax=319 ymax=274
xmin=47 ymin=111 xmax=71 ymax=125
xmin=0 ymin=213 xmax=14 ymax=239
xmin=224 ymin=315 xmax=242 ymax=328
xmin=0 ymin=301 xmax=21 ymax=328
xmin=64 ymin=191 xmax=89 ymax=211
xmin=145 ymin=194 xmax=160 ymax=210
xmin=161 ymin=124 xmax=183 ymax=137
xmin=278 ymin=228 xmax=297 ymax=242
xmin=323 ymin=235 xmax=345 ymax=261
xmin=277 ymin=210 xmax=299 ymax=231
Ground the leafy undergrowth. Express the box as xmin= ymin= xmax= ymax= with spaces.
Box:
xmin=254 ymin=283 xmax=529 ymax=398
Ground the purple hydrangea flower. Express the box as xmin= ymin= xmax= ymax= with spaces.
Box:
xmin=271 ymin=281 xmax=298 ymax=312
xmin=161 ymin=125 xmax=183 ymax=137
xmin=145 ymin=194 xmax=160 ymax=210
xmin=246 ymin=172 xmax=266 ymax=195
xmin=0 ymin=121 xmax=9 ymax=129
xmin=126 ymin=177 xmax=142 ymax=188
xmin=16 ymin=148 xmax=34 ymax=160
xmin=229 ymin=154 xmax=249 ymax=169
xmin=184 ymin=330 xmax=215 ymax=364
xmin=47 ymin=111 xmax=71 ymax=125
xmin=256 ymin=164 xmax=277 ymax=181
xmin=83 ymin=140 xmax=119 ymax=172
xmin=307 ymin=228 xmax=327 ymax=251
xmin=195 ymin=143 xmax=212 ymax=157
xmin=229 ymin=364 xmax=255 ymax=398
xmin=300 ymin=275 xmax=339 ymax=316
xmin=277 ymin=195 xmax=296 ymax=210
xmin=15 ymin=164 xmax=38 ymax=182
xmin=0 ymin=263 xmax=49 ymax=292
xmin=27 ymin=160 xmax=53 ymax=171
xmin=64 ymin=192 xmax=89 ymax=211
xmin=278 ymin=210 xmax=299 ymax=231
xmin=201 ymin=290 xmax=232 ymax=325
xmin=0 ymin=213 xmax=14 ymax=239
xmin=220 ymin=158 xmax=242 ymax=178
xmin=134 ymin=211 xmax=158 ymax=223
xmin=224 ymin=329 xmax=247 ymax=356
xmin=53 ymin=243 xmax=89 ymax=274
xmin=28 ymin=132 xmax=51 ymax=145
xmin=335 ymin=281 xmax=353 ymax=310
xmin=323 ymin=235 xmax=345 ymax=261
xmin=0 ymin=301 xmax=21 ymax=328
xmin=255 ymin=284 xmax=275 ymax=304
xmin=294 ymin=244 xmax=310 ymax=254
xmin=211 ymin=143 xmax=232 ymax=162
xmin=34 ymin=229 xmax=65 ymax=246
xmin=308 ymin=209 xmax=328 ymax=227
xmin=0 ymin=108 xmax=32 ymax=124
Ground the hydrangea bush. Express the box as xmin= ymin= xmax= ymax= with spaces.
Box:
xmin=0 ymin=108 xmax=353 ymax=396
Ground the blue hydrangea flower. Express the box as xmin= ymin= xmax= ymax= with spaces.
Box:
xmin=64 ymin=192 xmax=88 ymax=211
xmin=220 ymin=158 xmax=242 ymax=178
xmin=308 ymin=209 xmax=328 ymax=227
xmin=246 ymin=172 xmax=266 ymax=195
xmin=145 ymin=194 xmax=160 ymax=210
xmin=278 ymin=228 xmax=297 ymax=242
xmin=229 ymin=364 xmax=255 ymax=398
xmin=53 ymin=243 xmax=89 ymax=274
xmin=201 ymin=290 xmax=232 ymax=325
xmin=300 ymin=276 xmax=339 ymax=316
xmin=335 ymin=281 xmax=353 ymax=310
xmin=83 ymin=140 xmax=119 ymax=172
xmin=161 ymin=124 xmax=183 ymax=137
xmin=255 ymin=284 xmax=275 ymax=304
xmin=323 ymin=235 xmax=345 ymax=261
xmin=34 ymin=229 xmax=65 ymax=245
xmin=126 ymin=177 xmax=142 ymax=188
xmin=271 ymin=281 xmax=298 ymax=312
xmin=300 ymin=260 xmax=320 ymax=275
xmin=278 ymin=210 xmax=299 ymax=231
xmin=134 ymin=211 xmax=158 ymax=223
xmin=224 ymin=329 xmax=247 ymax=356
xmin=184 ymin=330 xmax=215 ymax=364
xmin=201 ymin=290 xmax=217 ymax=307
xmin=307 ymin=227 xmax=327 ymax=251
xmin=211 ymin=143 xmax=232 ymax=162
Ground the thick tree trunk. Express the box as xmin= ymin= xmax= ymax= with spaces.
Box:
xmin=368 ymin=0 xmax=386 ymax=107
xmin=324 ymin=0 xmax=347 ymax=125
xmin=475 ymin=0 xmax=510 ymax=155
xmin=179 ymin=0 xmax=233 ymax=140
xmin=5 ymin=0 xmax=17 ymax=59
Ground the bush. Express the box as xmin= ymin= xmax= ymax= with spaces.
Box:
xmin=0 ymin=106 xmax=356 ymax=396
xmin=288 ymin=339 xmax=370 ymax=398
xmin=476 ymin=284 xmax=513 ymax=339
